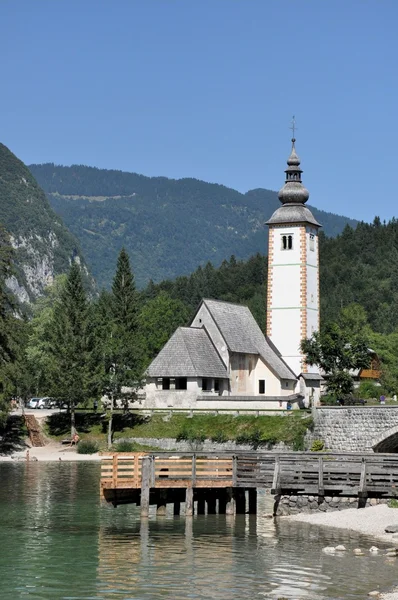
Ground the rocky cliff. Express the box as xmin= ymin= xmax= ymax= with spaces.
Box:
xmin=0 ymin=143 xmax=90 ymax=304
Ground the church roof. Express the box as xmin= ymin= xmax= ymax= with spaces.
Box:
xmin=266 ymin=204 xmax=321 ymax=227
xmin=266 ymin=134 xmax=321 ymax=228
xmin=201 ymin=299 xmax=297 ymax=380
xmin=146 ymin=327 xmax=228 ymax=379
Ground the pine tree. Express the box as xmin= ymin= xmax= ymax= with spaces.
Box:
xmin=104 ymin=248 xmax=141 ymax=447
xmin=50 ymin=262 xmax=91 ymax=436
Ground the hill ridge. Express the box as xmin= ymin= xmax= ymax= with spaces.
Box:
xmin=29 ymin=163 xmax=359 ymax=290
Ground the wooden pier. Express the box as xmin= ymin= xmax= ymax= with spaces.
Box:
xmin=100 ymin=451 xmax=398 ymax=516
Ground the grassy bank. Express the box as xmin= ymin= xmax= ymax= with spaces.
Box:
xmin=45 ymin=411 xmax=313 ymax=452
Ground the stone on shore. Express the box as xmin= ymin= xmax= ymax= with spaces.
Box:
xmin=385 ymin=525 xmax=398 ymax=533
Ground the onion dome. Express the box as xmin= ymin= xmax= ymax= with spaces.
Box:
xmin=278 ymin=138 xmax=310 ymax=205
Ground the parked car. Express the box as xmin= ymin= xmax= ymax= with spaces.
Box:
xmin=26 ymin=397 xmax=43 ymax=409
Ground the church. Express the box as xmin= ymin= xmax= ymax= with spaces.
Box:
xmin=143 ymin=136 xmax=322 ymax=411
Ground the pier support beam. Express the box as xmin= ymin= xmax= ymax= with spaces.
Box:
xmin=140 ymin=456 xmax=151 ymax=518
xmin=226 ymin=487 xmax=235 ymax=515
xmin=185 ymin=487 xmax=194 ymax=516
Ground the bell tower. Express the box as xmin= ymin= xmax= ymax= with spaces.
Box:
xmin=266 ymin=129 xmax=321 ymax=376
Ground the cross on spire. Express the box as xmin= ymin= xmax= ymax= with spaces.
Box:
xmin=289 ymin=115 xmax=297 ymax=140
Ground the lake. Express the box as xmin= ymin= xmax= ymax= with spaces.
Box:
xmin=0 ymin=462 xmax=396 ymax=599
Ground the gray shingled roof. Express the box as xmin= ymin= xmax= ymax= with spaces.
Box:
xmin=266 ymin=204 xmax=321 ymax=227
xmin=146 ymin=327 xmax=228 ymax=378
xmin=202 ymin=299 xmax=297 ymax=380
xmin=299 ymin=372 xmax=323 ymax=381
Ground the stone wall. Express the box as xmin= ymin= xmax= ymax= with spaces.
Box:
xmin=310 ymin=407 xmax=398 ymax=452
xmin=275 ymin=494 xmax=388 ymax=516
xmin=118 ymin=436 xmax=290 ymax=453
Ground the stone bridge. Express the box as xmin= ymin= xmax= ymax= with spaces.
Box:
xmin=311 ymin=406 xmax=398 ymax=452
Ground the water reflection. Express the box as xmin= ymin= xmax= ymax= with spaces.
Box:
xmin=0 ymin=463 xmax=396 ymax=600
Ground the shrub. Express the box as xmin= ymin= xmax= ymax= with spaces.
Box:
xmin=310 ymin=439 xmax=325 ymax=452
xmin=77 ymin=439 xmax=99 ymax=454
xmin=115 ymin=440 xmax=135 ymax=452
xmin=210 ymin=431 xmax=228 ymax=444
xmin=236 ymin=430 xmax=263 ymax=449
xmin=358 ymin=381 xmax=384 ymax=399
xmin=176 ymin=429 xmax=189 ymax=442
xmin=388 ymin=498 xmax=398 ymax=508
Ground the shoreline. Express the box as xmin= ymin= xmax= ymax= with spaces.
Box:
xmin=0 ymin=442 xmax=101 ymax=462
xmin=287 ymin=505 xmax=398 ymax=599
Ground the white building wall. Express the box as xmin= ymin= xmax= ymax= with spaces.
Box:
xmin=267 ymin=225 xmax=305 ymax=376
xmin=267 ymin=224 xmax=320 ymax=377
xmin=306 ymin=226 xmax=320 ymax=341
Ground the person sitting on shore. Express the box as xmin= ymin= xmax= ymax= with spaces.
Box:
xmin=69 ymin=432 xmax=80 ymax=447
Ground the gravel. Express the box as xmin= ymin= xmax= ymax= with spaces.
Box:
xmin=287 ymin=504 xmax=398 ymax=599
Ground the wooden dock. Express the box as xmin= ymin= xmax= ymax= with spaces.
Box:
xmin=100 ymin=451 xmax=398 ymax=516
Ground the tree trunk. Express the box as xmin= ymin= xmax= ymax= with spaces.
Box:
xmin=107 ymin=392 xmax=114 ymax=449
xmin=70 ymin=402 xmax=76 ymax=437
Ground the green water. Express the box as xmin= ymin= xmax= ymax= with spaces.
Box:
xmin=0 ymin=462 xmax=396 ymax=599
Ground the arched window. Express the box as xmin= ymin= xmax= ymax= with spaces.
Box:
xmin=281 ymin=234 xmax=293 ymax=250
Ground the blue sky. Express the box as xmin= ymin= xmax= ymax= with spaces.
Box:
xmin=1 ymin=0 xmax=398 ymax=223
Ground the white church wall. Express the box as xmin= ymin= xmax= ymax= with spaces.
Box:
xmin=144 ymin=376 xmax=200 ymax=408
xmin=229 ymin=352 xmax=257 ymax=395
xmin=191 ymin=303 xmax=229 ymax=367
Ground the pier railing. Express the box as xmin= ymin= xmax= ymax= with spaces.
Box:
xmin=101 ymin=452 xmax=234 ymax=491
xmin=101 ymin=451 xmax=398 ymax=500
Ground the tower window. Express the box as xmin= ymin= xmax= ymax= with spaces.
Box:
xmin=309 ymin=233 xmax=315 ymax=251
xmin=259 ymin=380 xmax=265 ymax=394
xmin=281 ymin=234 xmax=293 ymax=250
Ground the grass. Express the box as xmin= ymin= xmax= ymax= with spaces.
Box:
xmin=45 ymin=411 xmax=313 ymax=451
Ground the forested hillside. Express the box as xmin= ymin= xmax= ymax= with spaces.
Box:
xmin=29 ymin=163 xmax=358 ymax=289
xmin=144 ymin=220 xmax=398 ymax=336
xmin=0 ymin=145 xmax=90 ymax=303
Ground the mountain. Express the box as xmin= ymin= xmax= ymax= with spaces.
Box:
xmin=29 ymin=163 xmax=359 ymax=289
xmin=0 ymin=145 xmax=90 ymax=304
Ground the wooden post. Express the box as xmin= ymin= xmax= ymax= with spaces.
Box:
xmin=358 ymin=457 xmax=368 ymax=508
xmin=318 ymin=456 xmax=324 ymax=498
xmin=112 ymin=454 xmax=118 ymax=488
xmin=185 ymin=486 xmax=194 ymax=516
xmin=271 ymin=456 xmax=281 ymax=495
xmin=232 ymin=455 xmax=238 ymax=486
xmin=226 ymin=487 xmax=235 ymax=515
xmin=141 ymin=456 xmax=151 ymax=518
xmin=248 ymin=488 xmax=257 ymax=514
xmin=191 ymin=455 xmax=196 ymax=487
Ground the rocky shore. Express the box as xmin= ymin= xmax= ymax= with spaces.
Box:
xmin=287 ymin=504 xmax=398 ymax=598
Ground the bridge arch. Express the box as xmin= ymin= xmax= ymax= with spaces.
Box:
xmin=372 ymin=425 xmax=398 ymax=453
